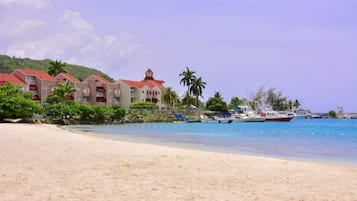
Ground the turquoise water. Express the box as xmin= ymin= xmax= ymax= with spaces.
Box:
xmin=67 ymin=119 xmax=357 ymax=164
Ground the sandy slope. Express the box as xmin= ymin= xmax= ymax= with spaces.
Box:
xmin=0 ymin=123 xmax=356 ymax=201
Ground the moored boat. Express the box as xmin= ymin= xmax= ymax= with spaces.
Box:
xmin=261 ymin=111 xmax=293 ymax=122
xmin=200 ymin=115 xmax=233 ymax=124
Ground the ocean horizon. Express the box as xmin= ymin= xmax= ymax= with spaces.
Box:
xmin=66 ymin=119 xmax=357 ymax=165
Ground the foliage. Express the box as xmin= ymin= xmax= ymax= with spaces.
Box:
xmin=328 ymin=110 xmax=337 ymax=118
xmin=250 ymin=85 xmax=301 ymax=111
xmin=228 ymin=96 xmax=248 ymax=109
xmin=0 ymin=54 xmax=113 ymax=82
xmin=45 ymin=101 xmax=80 ymax=119
xmin=161 ymin=87 xmax=179 ymax=109
xmin=179 ymin=66 xmax=196 ymax=107
xmin=177 ymin=93 xmax=197 ymax=109
xmin=189 ymin=76 xmax=206 ymax=107
xmin=46 ymin=103 xmax=125 ymax=122
xmin=206 ymin=92 xmax=228 ymax=112
xmin=48 ymin=60 xmax=67 ymax=76
xmin=0 ymin=83 xmax=43 ymax=120
xmin=46 ymin=81 xmax=76 ymax=104
xmin=129 ymin=101 xmax=159 ymax=109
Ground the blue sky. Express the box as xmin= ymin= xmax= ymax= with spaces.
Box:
xmin=1 ymin=0 xmax=356 ymax=112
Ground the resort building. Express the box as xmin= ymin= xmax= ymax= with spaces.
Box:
xmin=82 ymin=74 xmax=120 ymax=106
xmin=1 ymin=68 xmax=167 ymax=109
xmin=0 ymin=73 xmax=26 ymax=87
xmin=12 ymin=69 xmax=57 ymax=102
xmin=118 ymin=68 xmax=166 ymax=110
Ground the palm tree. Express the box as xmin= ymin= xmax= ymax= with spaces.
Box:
xmin=179 ymin=67 xmax=196 ymax=108
xmin=189 ymin=77 xmax=206 ymax=107
xmin=48 ymin=60 xmax=67 ymax=76
xmin=161 ymin=87 xmax=179 ymax=109
xmin=47 ymin=81 xmax=76 ymax=104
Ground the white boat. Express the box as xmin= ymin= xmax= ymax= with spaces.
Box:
xmin=261 ymin=111 xmax=293 ymax=122
xmin=294 ymin=109 xmax=311 ymax=119
xmin=200 ymin=115 xmax=233 ymax=124
xmin=231 ymin=105 xmax=266 ymax=122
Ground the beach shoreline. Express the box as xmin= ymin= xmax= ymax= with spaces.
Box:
xmin=1 ymin=123 xmax=356 ymax=201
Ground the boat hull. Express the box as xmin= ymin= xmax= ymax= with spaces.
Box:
xmin=265 ymin=117 xmax=293 ymax=122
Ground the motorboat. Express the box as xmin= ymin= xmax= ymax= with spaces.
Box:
xmin=200 ymin=115 xmax=233 ymax=124
xmin=261 ymin=111 xmax=293 ymax=122
xmin=231 ymin=105 xmax=266 ymax=122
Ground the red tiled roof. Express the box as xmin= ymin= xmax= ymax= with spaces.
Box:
xmin=0 ymin=73 xmax=26 ymax=86
xmin=15 ymin=69 xmax=56 ymax=81
xmin=146 ymin=68 xmax=153 ymax=73
xmin=92 ymin=74 xmax=110 ymax=84
xmin=121 ymin=79 xmax=165 ymax=89
xmin=56 ymin=73 xmax=80 ymax=83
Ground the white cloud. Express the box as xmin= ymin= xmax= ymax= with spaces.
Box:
xmin=5 ymin=9 xmax=148 ymax=75
xmin=0 ymin=20 xmax=43 ymax=38
xmin=0 ymin=0 xmax=50 ymax=9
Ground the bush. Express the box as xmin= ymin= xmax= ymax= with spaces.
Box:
xmin=129 ymin=101 xmax=159 ymax=109
xmin=0 ymin=84 xmax=43 ymax=120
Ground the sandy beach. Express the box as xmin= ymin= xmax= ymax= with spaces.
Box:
xmin=0 ymin=124 xmax=356 ymax=201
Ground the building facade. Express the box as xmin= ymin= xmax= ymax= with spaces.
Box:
xmin=12 ymin=69 xmax=58 ymax=103
xmin=1 ymin=68 xmax=166 ymax=109
xmin=119 ymin=69 xmax=166 ymax=110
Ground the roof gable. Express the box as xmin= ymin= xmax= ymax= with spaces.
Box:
xmin=56 ymin=73 xmax=80 ymax=83
xmin=15 ymin=69 xmax=56 ymax=81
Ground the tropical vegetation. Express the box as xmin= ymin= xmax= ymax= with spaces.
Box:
xmin=129 ymin=101 xmax=159 ymax=109
xmin=179 ymin=66 xmax=206 ymax=108
xmin=48 ymin=60 xmax=67 ymax=76
xmin=161 ymin=87 xmax=179 ymax=109
xmin=0 ymin=83 xmax=43 ymax=120
xmin=0 ymin=54 xmax=113 ymax=82
xmin=206 ymin=92 xmax=228 ymax=112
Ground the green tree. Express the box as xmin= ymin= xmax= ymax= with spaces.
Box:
xmin=328 ymin=110 xmax=337 ymax=118
xmin=228 ymin=96 xmax=247 ymax=109
xmin=130 ymin=101 xmax=159 ymax=109
xmin=206 ymin=92 xmax=228 ymax=112
xmin=47 ymin=81 xmax=76 ymax=104
xmin=179 ymin=67 xmax=196 ymax=108
xmin=48 ymin=60 xmax=67 ymax=76
xmin=0 ymin=83 xmax=43 ymax=120
xmin=189 ymin=77 xmax=206 ymax=108
xmin=161 ymin=87 xmax=179 ymax=109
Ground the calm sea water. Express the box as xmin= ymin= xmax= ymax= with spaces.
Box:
xmin=66 ymin=119 xmax=357 ymax=164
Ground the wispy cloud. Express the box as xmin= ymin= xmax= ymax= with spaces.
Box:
xmin=5 ymin=9 xmax=148 ymax=75
xmin=0 ymin=0 xmax=51 ymax=9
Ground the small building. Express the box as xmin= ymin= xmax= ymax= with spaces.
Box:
xmin=119 ymin=68 xmax=166 ymax=110
xmin=12 ymin=69 xmax=57 ymax=102
xmin=82 ymin=74 xmax=120 ymax=106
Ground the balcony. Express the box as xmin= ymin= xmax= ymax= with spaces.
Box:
xmin=96 ymin=86 xmax=105 ymax=92
xmin=32 ymin=95 xmax=40 ymax=100
xmin=96 ymin=97 xmax=106 ymax=102
xmin=29 ymin=84 xmax=37 ymax=90
xmin=65 ymin=95 xmax=74 ymax=100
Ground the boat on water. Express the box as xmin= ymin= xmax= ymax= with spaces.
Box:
xmin=261 ymin=111 xmax=293 ymax=122
xmin=294 ymin=109 xmax=311 ymax=119
xmin=231 ymin=105 xmax=265 ymax=122
xmin=200 ymin=115 xmax=233 ymax=124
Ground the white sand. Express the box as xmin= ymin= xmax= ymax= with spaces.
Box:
xmin=0 ymin=123 xmax=356 ymax=201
